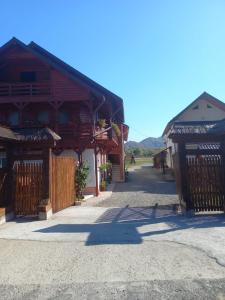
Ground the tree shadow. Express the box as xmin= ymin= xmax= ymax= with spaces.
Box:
xmin=34 ymin=204 xmax=225 ymax=246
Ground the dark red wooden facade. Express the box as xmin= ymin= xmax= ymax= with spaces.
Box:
xmin=0 ymin=38 xmax=128 ymax=196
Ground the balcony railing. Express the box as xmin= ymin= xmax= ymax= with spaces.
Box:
xmin=95 ymin=127 xmax=119 ymax=145
xmin=0 ymin=82 xmax=51 ymax=97
xmin=57 ymin=123 xmax=119 ymax=145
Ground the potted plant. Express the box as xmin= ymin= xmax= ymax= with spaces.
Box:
xmin=112 ymin=122 xmax=121 ymax=137
xmin=100 ymin=180 xmax=106 ymax=191
xmin=97 ymin=118 xmax=106 ymax=128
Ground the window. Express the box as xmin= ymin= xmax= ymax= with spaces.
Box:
xmin=0 ymin=113 xmax=5 ymax=123
xmin=192 ymin=105 xmax=199 ymax=110
xmin=37 ymin=111 xmax=49 ymax=124
xmin=9 ymin=111 xmax=19 ymax=126
xmin=207 ymin=104 xmax=212 ymax=109
xmin=0 ymin=152 xmax=6 ymax=169
xmin=20 ymin=71 xmax=36 ymax=82
xmin=58 ymin=111 xmax=70 ymax=124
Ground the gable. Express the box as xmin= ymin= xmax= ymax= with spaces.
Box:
xmin=163 ymin=92 xmax=225 ymax=136
xmin=177 ymin=98 xmax=225 ymax=122
xmin=0 ymin=38 xmax=125 ymax=123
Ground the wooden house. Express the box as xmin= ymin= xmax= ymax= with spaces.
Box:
xmin=0 ymin=37 xmax=129 ymax=197
xmin=163 ymin=92 xmax=225 ymax=169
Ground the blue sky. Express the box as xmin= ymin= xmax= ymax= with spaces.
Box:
xmin=1 ymin=1 xmax=225 ymax=141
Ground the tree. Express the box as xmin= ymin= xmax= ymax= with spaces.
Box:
xmin=133 ymin=147 xmax=141 ymax=157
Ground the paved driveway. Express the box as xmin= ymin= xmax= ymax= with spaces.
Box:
xmin=96 ymin=164 xmax=178 ymax=207
xmin=1 ymin=165 xmax=225 ymax=299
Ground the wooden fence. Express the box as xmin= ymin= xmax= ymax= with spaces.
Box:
xmin=3 ymin=154 xmax=76 ymax=216
xmin=50 ymin=156 xmax=75 ymax=213
xmin=185 ymin=155 xmax=224 ymax=212
xmin=13 ymin=161 xmax=43 ymax=215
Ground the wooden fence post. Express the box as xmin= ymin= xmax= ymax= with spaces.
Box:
xmin=6 ymin=144 xmax=14 ymax=213
xmin=38 ymin=148 xmax=52 ymax=220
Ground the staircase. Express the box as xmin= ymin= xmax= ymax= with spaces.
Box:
xmin=112 ymin=164 xmax=121 ymax=182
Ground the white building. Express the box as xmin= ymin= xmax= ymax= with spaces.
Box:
xmin=163 ymin=92 xmax=225 ymax=168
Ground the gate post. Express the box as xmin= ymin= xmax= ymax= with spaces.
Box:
xmin=38 ymin=148 xmax=52 ymax=220
xmin=178 ymin=142 xmax=192 ymax=214
xmin=1 ymin=144 xmax=15 ymax=221
xmin=220 ymin=141 xmax=225 ymax=213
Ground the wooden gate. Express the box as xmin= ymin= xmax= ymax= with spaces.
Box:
xmin=13 ymin=161 xmax=43 ymax=216
xmin=186 ymin=155 xmax=224 ymax=212
xmin=50 ymin=156 xmax=75 ymax=213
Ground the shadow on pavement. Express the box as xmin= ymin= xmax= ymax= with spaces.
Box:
xmin=35 ymin=204 xmax=225 ymax=246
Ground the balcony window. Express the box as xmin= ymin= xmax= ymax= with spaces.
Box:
xmin=9 ymin=111 xmax=19 ymax=126
xmin=20 ymin=71 xmax=36 ymax=82
xmin=0 ymin=152 xmax=6 ymax=168
xmin=58 ymin=111 xmax=70 ymax=124
xmin=37 ymin=111 xmax=49 ymax=124
xmin=0 ymin=113 xmax=5 ymax=124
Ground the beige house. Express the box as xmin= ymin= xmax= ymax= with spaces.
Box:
xmin=163 ymin=92 xmax=225 ymax=168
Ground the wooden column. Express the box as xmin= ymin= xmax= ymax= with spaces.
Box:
xmin=94 ymin=146 xmax=99 ymax=196
xmin=5 ymin=143 xmax=14 ymax=211
xmin=42 ymin=148 xmax=51 ymax=202
xmin=38 ymin=147 xmax=53 ymax=220
xmin=177 ymin=142 xmax=189 ymax=212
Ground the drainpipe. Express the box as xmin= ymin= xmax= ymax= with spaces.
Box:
xmin=93 ymin=103 xmax=123 ymax=138
xmin=94 ymin=146 xmax=99 ymax=196
xmin=111 ymin=105 xmax=122 ymax=121
xmin=93 ymin=95 xmax=105 ymax=196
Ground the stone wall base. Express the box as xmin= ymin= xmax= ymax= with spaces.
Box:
xmin=38 ymin=203 xmax=52 ymax=220
xmin=0 ymin=207 xmax=15 ymax=225
xmin=84 ymin=186 xmax=96 ymax=195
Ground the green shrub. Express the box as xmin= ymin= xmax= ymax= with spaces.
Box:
xmin=76 ymin=162 xmax=89 ymax=200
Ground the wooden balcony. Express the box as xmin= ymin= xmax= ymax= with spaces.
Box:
xmin=95 ymin=127 xmax=119 ymax=146
xmin=57 ymin=123 xmax=93 ymax=139
xmin=57 ymin=124 xmax=119 ymax=148
xmin=0 ymin=82 xmax=51 ymax=97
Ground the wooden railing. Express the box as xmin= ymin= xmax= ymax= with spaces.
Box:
xmin=57 ymin=123 xmax=119 ymax=144
xmin=95 ymin=127 xmax=119 ymax=144
xmin=57 ymin=123 xmax=93 ymax=138
xmin=0 ymin=82 xmax=51 ymax=97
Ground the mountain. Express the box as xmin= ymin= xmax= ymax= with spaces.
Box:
xmin=125 ymin=137 xmax=164 ymax=149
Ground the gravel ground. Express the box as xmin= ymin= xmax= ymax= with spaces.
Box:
xmin=95 ymin=165 xmax=179 ymax=207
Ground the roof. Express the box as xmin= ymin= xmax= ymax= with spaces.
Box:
xmin=0 ymin=126 xmax=18 ymax=141
xmin=163 ymin=92 xmax=225 ymax=136
xmin=169 ymin=119 xmax=225 ymax=137
xmin=14 ymin=127 xmax=61 ymax=142
xmin=0 ymin=126 xmax=61 ymax=143
xmin=0 ymin=37 xmax=124 ymax=122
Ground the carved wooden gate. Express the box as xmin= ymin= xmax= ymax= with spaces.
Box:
xmin=13 ymin=161 xmax=43 ymax=216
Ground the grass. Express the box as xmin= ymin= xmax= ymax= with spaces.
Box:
xmin=125 ymin=156 xmax=153 ymax=170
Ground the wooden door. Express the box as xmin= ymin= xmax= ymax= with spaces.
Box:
xmin=50 ymin=156 xmax=75 ymax=213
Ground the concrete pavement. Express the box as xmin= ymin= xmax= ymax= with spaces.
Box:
xmin=0 ymin=165 xmax=225 ymax=299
